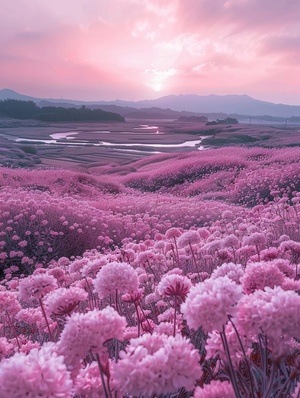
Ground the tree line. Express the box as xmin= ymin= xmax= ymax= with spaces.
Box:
xmin=0 ymin=99 xmax=125 ymax=122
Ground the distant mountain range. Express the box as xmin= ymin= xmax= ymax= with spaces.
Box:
xmin=1 ymin=88 xmax=300 ymax=119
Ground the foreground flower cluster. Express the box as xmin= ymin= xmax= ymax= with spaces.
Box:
xmin=0 ymin=217 xmax=300 ymax=397
xmin=0 ymin=147 xmax=300 ymax=397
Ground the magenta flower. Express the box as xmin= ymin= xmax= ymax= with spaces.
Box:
xmin=93 ymin=261 xmax=139 ymax=299
xmin=157 ymin=273 xmax=192 ymax=301
xmin=0 ymin=343 xmax=73 ymax=397
xmin=18 ymin=274 xmax=58 ymax=302
xmin=194 ymin=380 xmax=234 ymax=398
xmin=210 ymin=262 xmax=244 ymax=284
xmin=240 ymin=261 xmax=285 ymax=294
xmin=177 ymin=230 xmax=200 ymax=248
xmin=181 ymin=276 xmax=243 ymax=333
xmin=0 ymin=290 xmax=21 ymax=316
xmin=0 ymin=337 xmax=14 ymax=360
xmin=57 ymin=307 xmax=126 ymax=376
xmin=237 ymin=286 xmax=300 ymax=358
xmin=112 ymin=333 xmax=201 ymax=395
xmin=44 ymin=286 xmax=88 ymax=316
xmin=74 ymin=362 xmax=106 ymax=397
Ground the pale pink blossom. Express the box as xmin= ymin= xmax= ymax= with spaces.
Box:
xmin=194 ymin=380 xmax=234 ymax=398
xmin=18 ymin=274 xmax=58 ymax=302
xmin=154 ymin=322 xmax=176 ymax=336
xmin=245 ymin=232 xmax=266 ymax=247
xmin=237 ymin=286 xmax=300 ymax=358
xmin=281 ymin=277 xmax=300 ymax=292
xmin=211 ymin=262 xmax=244 ymax=284
xmin=145 ymin=291 xmax=161 ymax=305
xmin=165 ymin=227 xmax=181 ymax=239
xmin=16 ymin=308 xmax=45 ymax=329
xmin=18 ymin=240 xmax=27 ymax=248
xmin=177 ymin=230 xmax=200 ymax=248
xmin=223 ymin=234 xmax=239 ymax=248
xmin=0 ymin=343 xmax=73 ymax=397
xmin=57 ymin=307 xmax=126 ymax=376
xmin=81 ymin=257 xmax=106 ymax=277
xmin=48 ymin=266 xmax=67 ymax=283
xmin=74 ymin=362 xmax=106 ymax=398
xmin=0 ymin=290 xmax=21 ymax=316
xmin=93 ymin=261 xmax=138 ymax=299
xmin=0 ymin=337 xmax=14 ymax=360
xmin=157 ymin=274 xmax=192 ymax=301
xmin=44 ymin=287 xmax=88 ymax=316
xmin=123 ymin=326 xmax=139 ymax=340
xmin=205 ymin=322 xmax=249 ymax=366
xmin=112 ymin=333 xmax=201 ymax=395
xmin=241 ymin=261 xmax=285 ymax=294
xmin=181 ymin=276 xmax=243 ymax=333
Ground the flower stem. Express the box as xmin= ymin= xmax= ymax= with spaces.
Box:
xmin=96 ymin=353 xmax=111 ymax=398
xmin=220 ymin=325 xmax=242 ymax=398
xmin=39 ymin=298 xmax=52 ymax=340
xmin=173 ymin=296 xmax=177 ymax=337
xmin=6 ymin=310 xmax=20 ymax=350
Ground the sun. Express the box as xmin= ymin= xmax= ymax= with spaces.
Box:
xmin=145 ymin=68 xmax=176 ymax=93
xmin=151 ymin=82 xmax=163 ymax=92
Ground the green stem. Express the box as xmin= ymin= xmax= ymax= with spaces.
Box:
xmin=96 ymin=353 xmax=111 ymax=398
xmin=173 ymin=296 xmax=177 ymax=337
xmin=39 ymin=298 xmax=52 ymax=340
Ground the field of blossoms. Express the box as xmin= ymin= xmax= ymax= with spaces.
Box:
xmin=0 ymin=145 xmax=300 ymax=397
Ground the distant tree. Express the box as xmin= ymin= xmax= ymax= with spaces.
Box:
xmin=206 ymin=117 xmax=239 ymax=126
xmin=0 ymin=99 xmax=39 ymax=119
xmin=0 ymin=100 xmax=125 ymax=122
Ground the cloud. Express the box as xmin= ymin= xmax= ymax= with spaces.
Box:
xmin=1 ymin=0 xmax=300 ymax=102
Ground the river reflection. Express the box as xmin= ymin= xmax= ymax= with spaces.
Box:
xmin=2 ymin=125 xmax=206 ymax=153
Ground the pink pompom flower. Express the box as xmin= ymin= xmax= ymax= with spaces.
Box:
xmin=194 ymin=380 xmax=234 ymax=398
xmin=181 ymin=276 xmax=243 ymax=333
xmin=0 ymin=343 xmax=73 ymax=398
xmin=93 ymin=261 xmax=139 ymax=299
xmin=112 ymin=333 xmax=202 ymax=396
xmin=44 ymin=287 xmax=88 ymax=316
xmin=18 ymin=274 xmax=58 ymax=302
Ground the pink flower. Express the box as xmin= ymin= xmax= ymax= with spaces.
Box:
xmin=93 ymin=261 xmax=139 ymax=299
xmin=194 ymin=380 xmax=234 ymax=398
xmin=74 ymin=362 xmax=106 ymax=397
xmin=57 ymin=307 xmax=126 ymax=376
xmin=157 ymin=273 xmax=192 ymax=301
xmin=0 ymin=343 xmax=72 ymax=397
xmin=112 ymin=333 xmax=201 ymax=395
xmin=240 ymin=261 xmax=285 ymax=294
xmin=205 ymin=322 xmax=249 ymax=366
xmin=18 ymin=240 xmax=27 ymax=248
xmin=0 ymin=337 xmax=14 ymax=360
xmin=237 ymin=286 xmax=300 ymax=358
xmin=16 ymin=308 xmax=45 ymax=329
xmin=165 ymin=227 xmax=181 ymax=239
xmin=44 ymin=287 xmax=88 ymax=316
xmin=223 ymin=234 xmax=240 ymax=248
xmin=177 ymin=230 xmax=200 ymax=248
xmin=0 ymin=290 xmax=21 ymax=316
xmin=211 ymin=262 xmax=244 ymax=284
xmin=81 ymin=257 xmax=106 ymax=277
xmin=18 ymin=274 xmax=58 ymax=302
xmin=181 ymin=276 xmax=243 ymax=333
xmin=245 ymin=232 xmax=266 ymax=247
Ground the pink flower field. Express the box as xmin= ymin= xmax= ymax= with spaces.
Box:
xmin=0 ymin=146 xmax=300 ymax=397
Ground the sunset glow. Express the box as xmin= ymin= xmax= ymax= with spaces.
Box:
xmin=1 ymin=0 xmax=300 ymax=103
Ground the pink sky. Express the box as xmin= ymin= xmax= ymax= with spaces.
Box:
xmin=1 ymin=0 xmax=300 ymax=104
